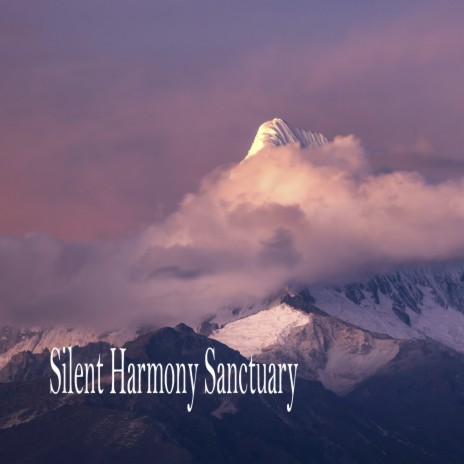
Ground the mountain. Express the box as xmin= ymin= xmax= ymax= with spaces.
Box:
xmin=2 ymin=324 xmax=464 ymax=463
xmin=0 ymin=325 xmax=136 ymax=373
xmin=209 ymin=264 xmax=464 ymax=359
xmin=1 ymin=118 xmax=464 ymax=462
xmin=211 ymin=296 xmax=401 ymax=395
xmin=211 ymin=117 xmax=464 ymax=358
xmin=306 ymin=265 xmax=464 ymax=352
xmin=245 ymin=117 xmax=327 ymax=159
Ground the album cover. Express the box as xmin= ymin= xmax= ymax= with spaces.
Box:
xmin=1 ymin=2 xmax=464 ymax=463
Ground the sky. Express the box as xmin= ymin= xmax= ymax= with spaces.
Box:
xmin=1 ymin=1 xmax=464 ymax=327
xmin=1 ymin=0 xmax=464 ymax=241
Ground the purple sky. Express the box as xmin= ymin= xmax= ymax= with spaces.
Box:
xmin=1 ymin=1 xmax=464 ymax=241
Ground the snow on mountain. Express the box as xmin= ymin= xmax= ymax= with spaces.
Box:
xmin=309 ymin=266 xmax=464 ymax=353
xmin=207 ymin=267 xmax=464 ymax=357
xmin=210 ymin=303 xmax=311 ymax=357
xmin=0 ymin=326 xmax=135 ymax=370
xmin=211 ymin=301 xmax=400 ymax=395
xmin=245 ymin=117 xmax=327 ymax=159
xmin=207 ymin=261 xmax=464 ymax=395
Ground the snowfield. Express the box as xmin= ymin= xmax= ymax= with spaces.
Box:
xmin=210 ymin=303 xmax=311 ymax=357
xmin=211 ymin=303 xmax=400 ymax=395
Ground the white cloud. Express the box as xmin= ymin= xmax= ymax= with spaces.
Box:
xmin=2 ymin=137 xmax=464 ymax=327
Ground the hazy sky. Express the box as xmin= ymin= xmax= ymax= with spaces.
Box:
xmin=1 ymin=1 xmax=464 ymax=241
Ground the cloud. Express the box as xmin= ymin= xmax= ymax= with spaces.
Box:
xmin=2 ymin=137 xmax=464 ymax=328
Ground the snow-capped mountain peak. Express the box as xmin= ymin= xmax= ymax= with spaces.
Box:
xmin=245 ymin=117 xmax=327 ymax=159
xmin=210 ymin=301 xmax=400 ymax=395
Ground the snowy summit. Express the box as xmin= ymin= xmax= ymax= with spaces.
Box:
xmin=245 ymin=117 xmax=327 ymax=159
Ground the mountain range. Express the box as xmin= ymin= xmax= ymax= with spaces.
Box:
xmin=1 ymin=118 xmax=464 ymax=463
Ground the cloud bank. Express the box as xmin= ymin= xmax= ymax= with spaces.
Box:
xmin=2 ymin=137 xmax=464 ymax=327
xmin=1 ymin=4 xmax=464 ymax=241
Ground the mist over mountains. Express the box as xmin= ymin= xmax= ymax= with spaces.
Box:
xmin=2 ymin=118 xmax=464 ymax=329
xmin=2 ymin=119 xmax=464 ymax=462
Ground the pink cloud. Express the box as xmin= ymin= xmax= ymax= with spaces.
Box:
xmin=0 ymin=5 xmax=463 ymax=243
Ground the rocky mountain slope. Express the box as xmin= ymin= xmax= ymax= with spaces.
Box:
xmin=2 ymin=325 xmax=464 ymax=463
